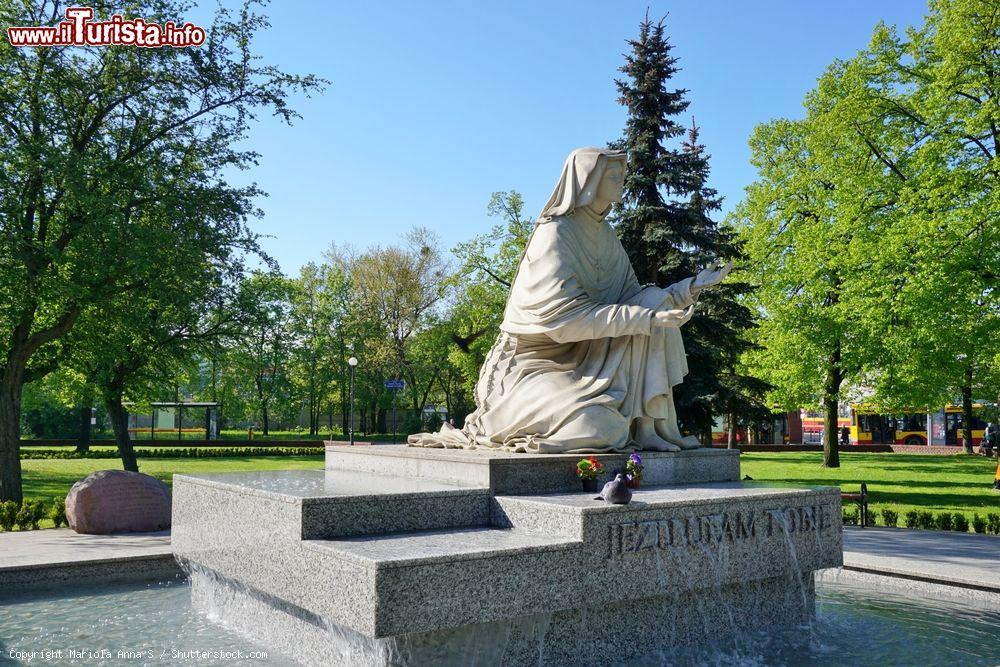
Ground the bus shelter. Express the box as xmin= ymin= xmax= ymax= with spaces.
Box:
xmin=148 ymin=401 xmax=220 ymax=441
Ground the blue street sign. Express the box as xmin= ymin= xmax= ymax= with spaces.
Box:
xmin=384 ymin=379 xmax=405 ymax=389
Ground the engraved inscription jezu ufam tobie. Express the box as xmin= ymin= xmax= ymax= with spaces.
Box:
xmin=607 ymin=504 xmax=834 ymax=559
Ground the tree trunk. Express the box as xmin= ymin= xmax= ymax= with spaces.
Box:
xmin=962 ymin=368 xmax=974 ymax=455
xmin=443 ymin=383 xmax=455 ymax=426
xmin=377 ymin=407 xmax=387 ymax=434
xmin=341 ymin=387 xmax=349 ymax=435
xmin=0 ymin=370 xmax=24 ymax=503
xmin=105 ymin=394 xmax=138 ymax=472
xmin=306 ymin=378 xmax=315 ymax=435
xmin=822 ymin=343 xmax=842 ymax=468
xmin=77 ymin=405 xmax=92 ymax=452
xmin=261 ymin=404 xmax=270 ymax=436
xmin=727 ymin=411 xmax=737 ymax=449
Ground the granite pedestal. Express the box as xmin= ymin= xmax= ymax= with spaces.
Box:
xmin=172 ymin=445 xmax=842 ymax=666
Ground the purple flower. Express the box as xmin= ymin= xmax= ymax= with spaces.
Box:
xmin=629 ymin=453 xmax=642 ymax=466
xmin=625 ymin=473 xmax=634 ymax=482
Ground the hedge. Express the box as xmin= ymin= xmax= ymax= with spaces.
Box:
xmin=21 ymin=447 xmax=324 ymax=459
xmin=845 ymin=504 xmax=1000 ymax=534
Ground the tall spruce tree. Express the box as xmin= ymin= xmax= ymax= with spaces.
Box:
xmin=614 ymin=17 xmax=768 ymax=442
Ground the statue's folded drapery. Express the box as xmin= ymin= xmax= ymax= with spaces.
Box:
xmin=408 ymin=213 xmax=698 ymax=454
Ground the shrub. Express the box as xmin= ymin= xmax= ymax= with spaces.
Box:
xmin=917 ymin=511 xmax=935 ymax=529
xmin=48 ymin=499 xmax=67 ymax=528
xmin=400 ymin=414 xmax=423 ymax=436
xmin=880 ymin=508 xmax=899 ymax=528
xmin=423 ymin=412 xmax=443 ymax=434
xmin=935 ymin=512 xmax=953 ymax=531
xmin=904 ymin=510 xmax=919 ymax=529
xmin=14 ymin=501 xmax=31 ymax=530
xmin=15 ymin=500 xmax=45 ymax=530
xmin=987 ymin=513 xmax=1000 ymax=535
xmin=0 ymin=500 xmax=17 ymax=531
xmin=864 ymin=508 xmax=879 ymax=527
xmin=20 ymin=446 xmax=324 ymax=460
xmin=842 ymin=509 xmax=859 ymax=526
xmin=952 ymin=513 xmax=969 ymax=533
xmin=33 ymin=500 xmax=47 ymax=528
xmin=972 ymin=514 xmax=987 ymax=534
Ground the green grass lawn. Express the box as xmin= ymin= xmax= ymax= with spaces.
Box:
xmin=20 ymin=455 xmax=324 ymax=502
xmin=741 ymin=451 xmax=1000 ymax=518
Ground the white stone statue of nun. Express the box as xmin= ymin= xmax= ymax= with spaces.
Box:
xmin=409 ymin=147 xmax=732 ymax=453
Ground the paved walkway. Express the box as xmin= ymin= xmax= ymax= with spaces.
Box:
xmin=0 ymin=528 xmax=178 ymax=591
xmin=843 ymin=526 xmax=1000 ymax=593
xmin=0 ymin=527 xmax=171 ymax=568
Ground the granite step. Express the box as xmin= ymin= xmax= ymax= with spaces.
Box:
xmin=173 ymin=469 xmax=491 ymax=539
xmin=302 ymin=526 xmax=585 ymax=637
xmin=492 ymin=482 xmax=844 ymax=541
xmin=304 ymin=526 xmax=581 ymax=569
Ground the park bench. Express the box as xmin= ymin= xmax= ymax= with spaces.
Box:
xmin=841 ymin=482 xmax=869 ymax=527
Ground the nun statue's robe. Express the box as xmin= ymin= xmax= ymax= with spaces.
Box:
xmin=409 ymin=148 xmax=701 ymax=453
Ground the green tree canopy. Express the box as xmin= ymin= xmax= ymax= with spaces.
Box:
xmin=735 ymin=0 xmax=1000 ymax=461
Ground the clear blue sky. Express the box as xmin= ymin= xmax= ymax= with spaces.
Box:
xmin=208 ymin=1 xmax=929 ymax=274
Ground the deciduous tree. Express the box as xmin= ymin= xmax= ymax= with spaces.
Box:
xmin=736 ymin=0 xmax=1000 ymax=462
xmin=0 ymin=0 xmax=323 ymax=501
xmin=288 ymin=263 xmax=347 ymax=435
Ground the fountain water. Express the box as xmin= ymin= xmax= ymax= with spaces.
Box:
xmin=3 ymin=556 xmax=1000 ymax=665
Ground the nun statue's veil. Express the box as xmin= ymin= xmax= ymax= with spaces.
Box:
xmin=407 ymin=146 xmax=702 ymax=454
xmin=538 ymin=147 xmax=627 ymax=220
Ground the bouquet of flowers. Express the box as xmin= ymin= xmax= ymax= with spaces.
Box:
xmin=576 ymin=456 xmax=605 ymax=492
xmin=576 ymin=456 xmax=604 ymax=480
xmin=624 ymin=452 xmax=643 ymax=488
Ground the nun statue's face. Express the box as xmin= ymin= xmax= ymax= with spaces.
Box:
xmin=593 ymin=160 xmax=625 ymax=210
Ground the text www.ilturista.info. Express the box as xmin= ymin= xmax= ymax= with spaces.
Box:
xmin=7 ymin=7 xmax=205 ymax=48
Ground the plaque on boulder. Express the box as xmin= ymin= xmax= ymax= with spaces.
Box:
xmin=65 ymin=470 xmax=172 ymax=534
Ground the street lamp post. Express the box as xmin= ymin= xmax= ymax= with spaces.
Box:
xmin=348 ymin=356 xmax=358 ymax=446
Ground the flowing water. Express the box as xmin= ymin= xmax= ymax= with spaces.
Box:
xmin=644 ymin=574 xmax=1000 ymax=667
xmin=0 ymin=578 xmax=295 ymax=666
xmin=1 ymin=574 xmax=998 ymax=666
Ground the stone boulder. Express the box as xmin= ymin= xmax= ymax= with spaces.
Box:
xmin=65 ymin=470 xmax=172 ymax=534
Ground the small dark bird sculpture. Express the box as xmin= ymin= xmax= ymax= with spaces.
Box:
xmin=595 ymin=473 xmax=632 ymax=505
